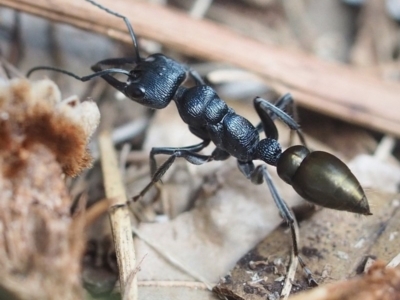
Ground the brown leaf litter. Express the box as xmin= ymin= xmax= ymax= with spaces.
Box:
xmin=0 ymin=78 xmax=99 ymax=299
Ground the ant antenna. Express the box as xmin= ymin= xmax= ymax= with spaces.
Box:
xmin=85 ymin=0 xmax=141 ymax=62
xmin=26 ymin=66 xmax=131 ymax=82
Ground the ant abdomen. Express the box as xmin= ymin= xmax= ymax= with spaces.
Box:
xmin=277 ymin=145 xmax=371 ymax=215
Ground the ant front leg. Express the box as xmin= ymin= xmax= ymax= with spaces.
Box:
xmin=131 ymin=140 xmax=211 ymax=202
xmin=237 ymin=160 xmax=317 ymax=286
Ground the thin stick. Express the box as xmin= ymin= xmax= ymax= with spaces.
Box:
xmin=99 ymin=131 xmax=138 ymax=300
xmin=108 ymin=206 xmax=137 ymax=299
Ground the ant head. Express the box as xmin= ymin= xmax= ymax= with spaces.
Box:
xmin=123 ymin=54 xmax=187 ymax=109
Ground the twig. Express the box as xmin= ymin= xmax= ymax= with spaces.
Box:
xmin=2 ymin=0 xmax=400 ymax=136
xmin=98 ymin=131 xmax=138 ymax=300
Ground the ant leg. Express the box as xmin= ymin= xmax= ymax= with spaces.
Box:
xmin=187 ymin=68 xmax=205 ymax=85
xmin=210 ymin=148 xmax=231 ymax=161
xmin=238 ymin=161 xmax=294 ymax=227
xmin=255 ymin=93 xmax=298 ymax=128
xmin=149 ymin=140 xmax=210 ymax=176
xmin=253 ymin=99 xmax=279 ymax=141
xmin=255 ymin=94 xmax=294 ymax=133
xmin=256 ymin=94 xmax=297 ymax=133
xmin=271 ymin=93 xmax=297 ymax=117
xmin=274 ymin=93 xmax=304 ymax=147
xmin=254 ymin=96 xmax=307 ymax=147
xmin=131 ymin=140 xmax=211 ymax=202
xmin=237 ymin=160 xmax=317 ymax=286
xmin=150 ymin=143 xmax=229 ymax=176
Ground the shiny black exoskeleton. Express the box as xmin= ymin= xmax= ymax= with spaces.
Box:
xmin=27 ymin=0 xmax=371 ymax=285
xmin=90 ymin=53 xmax=370 ymax=218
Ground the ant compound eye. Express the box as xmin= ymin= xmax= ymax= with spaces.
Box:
xmin=131 ymin=87 xmax=145 ymax=99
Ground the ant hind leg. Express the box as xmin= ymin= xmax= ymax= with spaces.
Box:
xmin=237 ymin=160 xmax=317 ymax=286
xmin=254 ymin=95 xmax=307 ymax=147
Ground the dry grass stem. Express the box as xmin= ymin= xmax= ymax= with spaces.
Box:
xmin=98 ymin=131 xmax=138 ymax=299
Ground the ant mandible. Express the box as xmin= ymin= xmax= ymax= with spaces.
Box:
xmin=27 ymin=0 xmax=371 ymax=285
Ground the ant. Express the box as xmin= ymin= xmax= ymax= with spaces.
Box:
xmin=27 ymin=0 xmax=371 ymax=286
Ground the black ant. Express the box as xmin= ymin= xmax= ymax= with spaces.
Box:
xmin=27 ymin=0 xmax=371 ymax=286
